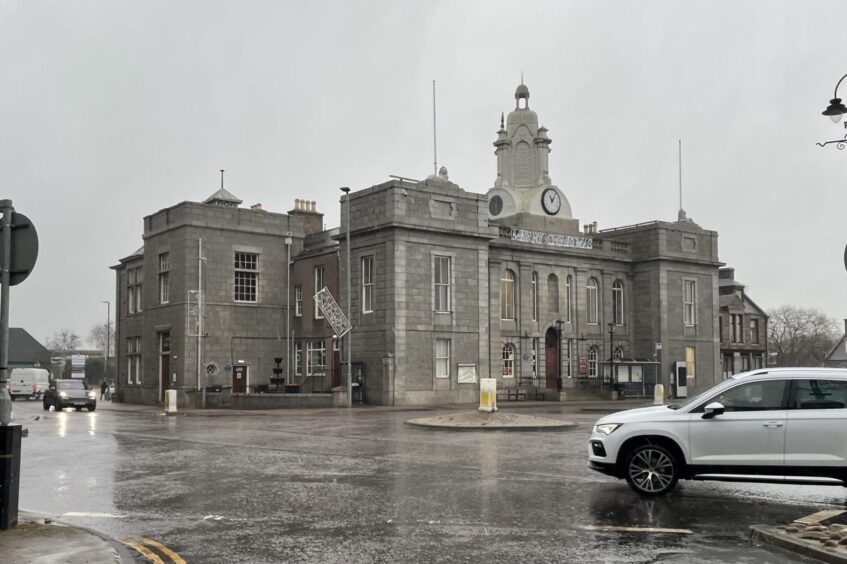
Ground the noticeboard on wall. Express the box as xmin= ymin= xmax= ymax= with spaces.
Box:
xmin=457 ymin=364 xmax=477 ymax=384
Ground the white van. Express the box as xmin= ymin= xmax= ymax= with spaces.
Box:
xmin=7 ymin=367 xmax=51 ymax=400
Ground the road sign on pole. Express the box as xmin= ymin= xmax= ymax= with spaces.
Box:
xmin=0 ymin=211 xmax=38 ymax=287
xmin=314 ymin=287 xmax=352 ymax=338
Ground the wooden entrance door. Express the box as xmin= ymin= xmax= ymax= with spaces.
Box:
xmin=232 ymin=366 xmax=248 ymax=393
xmin=159 ymin=331 xmax=170 ymax=402
xmin=545 ymin=327 xmax=559 ymax=389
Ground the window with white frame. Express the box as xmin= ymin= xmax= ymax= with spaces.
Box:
xmin=731 ymin=314 xmax=743 ymax=343
xmin=614 ymin=346 xmax=624 ymax=360
xmin=434 ymin=256 xmax=451 ymax=312
xmin=683 ymin=279 xmax=696 ymax=326
xmin=612 ymin=280 xmax=624 ymax=325
xmin=588 ymin=346 xmax=598 ymax=377
xmin=566 ymin=275 xmax=572 ymax=323
xmin=126 ymin=337 xmax=141 ymax=384
xmin=750 ymin=318 xmax=760 ymax=344
xmin=531 ymin=272 xmax=538 ymax=321
xmin=501 ymin=270 xmax=515 ymax=320
xmin=362 ymin=256 xmax=374 ymax=313
xmin=314 ymin=266 xmax=325 ymax=319
xmin=127 ymin=268 xmax=142 ymax=314
xmin=234 ymin=252 xmax=259 ymax=302
xmin=158 ymin=252 xmax=170 ymax=304
xmin=295 ymin=286 xmax=303 ymax=317
xmin=587 ymin=278 xmax=599 ymax=324
xmin=502 ymin=343 xmax=515 ymax=377
xmin=295 ymin=342 xmax=302 ymax=376
xmin=548 ymin=273 xmax=559 ymax=313
xmin=306 ymin=341 xmax=326 ymax=375
xmin=435 ymin=338 xmax=450 ymax=378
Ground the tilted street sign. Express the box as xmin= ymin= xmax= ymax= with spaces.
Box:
xmin=0 ymin=211 xmax=38 ymax=286
xmin=314 ymin=287 xmax=352 ymax=338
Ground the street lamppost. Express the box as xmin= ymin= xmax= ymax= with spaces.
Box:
xmin=102 ymin=301 xmax=110 ymax=381
xmin=817 ymin=73 xmax=847 ymax=148
xmin=340 ymin=187 xmax=352 ymax=408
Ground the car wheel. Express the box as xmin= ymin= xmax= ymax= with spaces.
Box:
xmin=624 ymin=444 xmax=679 ymax=496
xmin=87 ymin=405 xmax=96 ymax=412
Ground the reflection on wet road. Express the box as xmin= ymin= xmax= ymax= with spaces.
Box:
xmin=12 ymin=400 xmax=842 ymax=562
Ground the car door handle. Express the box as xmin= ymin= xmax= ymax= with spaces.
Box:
xmin=762 ymin=422 xmax=784 ymax=428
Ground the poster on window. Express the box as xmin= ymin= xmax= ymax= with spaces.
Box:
xmin=457 ymin=364 xmax=477 ymax=384
xmin=631 ymin=366 xmax=643 ymax=383
xmin=616 ymin=366 xmax=630 ymax=383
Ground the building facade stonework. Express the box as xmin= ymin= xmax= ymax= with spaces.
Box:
xmin=114 ymin=83 xmax=724 ymax=407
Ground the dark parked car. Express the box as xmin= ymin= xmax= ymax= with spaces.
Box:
xmin=43 ymin=379 xmax=97 ymax=412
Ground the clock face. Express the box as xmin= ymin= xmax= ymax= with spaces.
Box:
xmin=541 ymin=188 xmax=561 ymax=215
xmin=489 ymin=195 xmax=503 ymax=216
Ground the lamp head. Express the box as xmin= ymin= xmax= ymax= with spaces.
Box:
xmin=823 ymin=98 xmax=847 ymax=122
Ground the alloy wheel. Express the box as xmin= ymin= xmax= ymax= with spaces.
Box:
xmin=628 ymin=447 xmax=675 ymax=494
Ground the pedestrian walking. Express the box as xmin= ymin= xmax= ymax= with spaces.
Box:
xmin=100 ymin=380 xmax=108 ymax=400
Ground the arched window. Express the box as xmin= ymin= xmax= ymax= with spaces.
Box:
xmin=501 ymin=270 xmax=516 ymax=320
xmin=614 ymin=346 xmax=624 ymax=360
xmin=587 ymin=278 xmax=599 ymax=324
xmin=547 ymin=273 xmax=559 ymax=313
xmin=531 ymin=272 xmax=538 ymax=321
xmin=566 ymin=275 xmax=572 ymax=323
xmin=588 ymin=346 xmax=598 ymax=377
xmin=502 ymin=343 xmax=515 ymax=377
xmin=612 ymin=280 xmax=624 ymax=325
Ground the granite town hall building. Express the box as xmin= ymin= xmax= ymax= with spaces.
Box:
xmin=113 ymin=84 xmax=722 ymax=407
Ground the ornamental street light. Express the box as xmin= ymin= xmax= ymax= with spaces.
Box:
xmin=608 ymin=322 xmax=616 ymax=391
xmin=102 ymin=300 xmax=110 ymax=381
xmin=817 ymin=73 xmax=847 ymax=148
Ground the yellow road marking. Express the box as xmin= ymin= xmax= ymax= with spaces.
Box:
xmin=120 ymin=539 xmax=166 ymax=563
xmin=581 ymin=525 xmax=693 ymax=534
xmin=794 ymin=510 xmax=846 ymax=525
xmin=138 ymin=536 xmax=187 ymax=564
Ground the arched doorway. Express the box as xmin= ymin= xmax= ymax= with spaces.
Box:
xmin=545 ymin=327 xmax=559 ymax=389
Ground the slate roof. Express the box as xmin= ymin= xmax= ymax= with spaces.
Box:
xmin=826 ymin=335 xmax=847 ymax=362
xmin=9 ymin=328 xmax=51 ymax=367
xmin=203 ymin=188 xmax=242 ymax=205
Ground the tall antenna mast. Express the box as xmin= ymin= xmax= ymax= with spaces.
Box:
xmin=220 ymin=169 xmax=225 ymax=190
xmin=678 ymin=139 xmax=682 ymax=211
xmin=432 ymin=80 xmax=438 ymax=176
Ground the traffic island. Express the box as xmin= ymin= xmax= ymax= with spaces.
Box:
xmin=405 ymin=411 xmax=577 ymax=431
xmin=751 ymin=510 xmax=847 ymax=563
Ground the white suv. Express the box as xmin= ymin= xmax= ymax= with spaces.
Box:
xmin=588 ymin=368 xmax=847 ymax=496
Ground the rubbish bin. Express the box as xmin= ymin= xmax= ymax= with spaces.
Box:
xmin=0 ymin=424 xmax=22 ymax=530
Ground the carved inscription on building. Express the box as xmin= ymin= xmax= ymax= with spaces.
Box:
xmin=509 ymin=228 xmax=593 ymax=250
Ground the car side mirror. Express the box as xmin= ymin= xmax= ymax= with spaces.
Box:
xmin=702 ymin=402 xmax=725 ymax=419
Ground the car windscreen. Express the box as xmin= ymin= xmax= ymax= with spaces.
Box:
xmin=56 ymin=380 xmax=87 ymax=390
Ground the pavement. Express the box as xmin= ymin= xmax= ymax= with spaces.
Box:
xmin=0 ymin=510 xmax=133 ymax=564
xmin=405 ymin=410 xmax=579 ymax=430
xmin=751 ymin=509 xmax=847 ymax=563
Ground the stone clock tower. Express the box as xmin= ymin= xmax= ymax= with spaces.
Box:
xmin=486 ymin=83 xmax=579 ymax=233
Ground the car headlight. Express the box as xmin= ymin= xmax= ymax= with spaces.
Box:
xmin=58 ymin=391 xmax=68 ymax=398
xmin=594 ymin=423 xmax=622 ymax=436
xmin=88 ymin=392 xmax=96 ymax=399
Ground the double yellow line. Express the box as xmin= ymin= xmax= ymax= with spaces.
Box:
xmin=121 ymin=536 xmax=186 ymax=564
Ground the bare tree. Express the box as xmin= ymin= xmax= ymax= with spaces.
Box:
xmin=45 ymin=329 xmax=81 ymax=354
xmin=89 ymin=323 xmax=115 ymax=356
xmin=767 ymin=305 xmax=839 ymax=366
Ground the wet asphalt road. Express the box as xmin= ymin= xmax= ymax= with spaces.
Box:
xmin=10 ymin=400 xmax=845 ymax=563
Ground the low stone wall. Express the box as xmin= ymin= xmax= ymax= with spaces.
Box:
xmin=185 ymin=391 xmax=332 ymax=410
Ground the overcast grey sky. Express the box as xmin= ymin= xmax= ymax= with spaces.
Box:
xmin=3 ymin=0 xmax=846 ymax=347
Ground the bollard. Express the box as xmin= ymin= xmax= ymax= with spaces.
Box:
xmin=653 ymin=384 xmax=665 ymax=406
xmin=0 ymin=424 xmax=22 ymax=529
xmin=478 ymin=378 xmax=498 ymax=413
xmin=165 ymin=389 xmax=178 ymax=415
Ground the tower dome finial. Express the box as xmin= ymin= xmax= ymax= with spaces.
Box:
xmin=515 ymin=83 xmax=530 ymax=109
